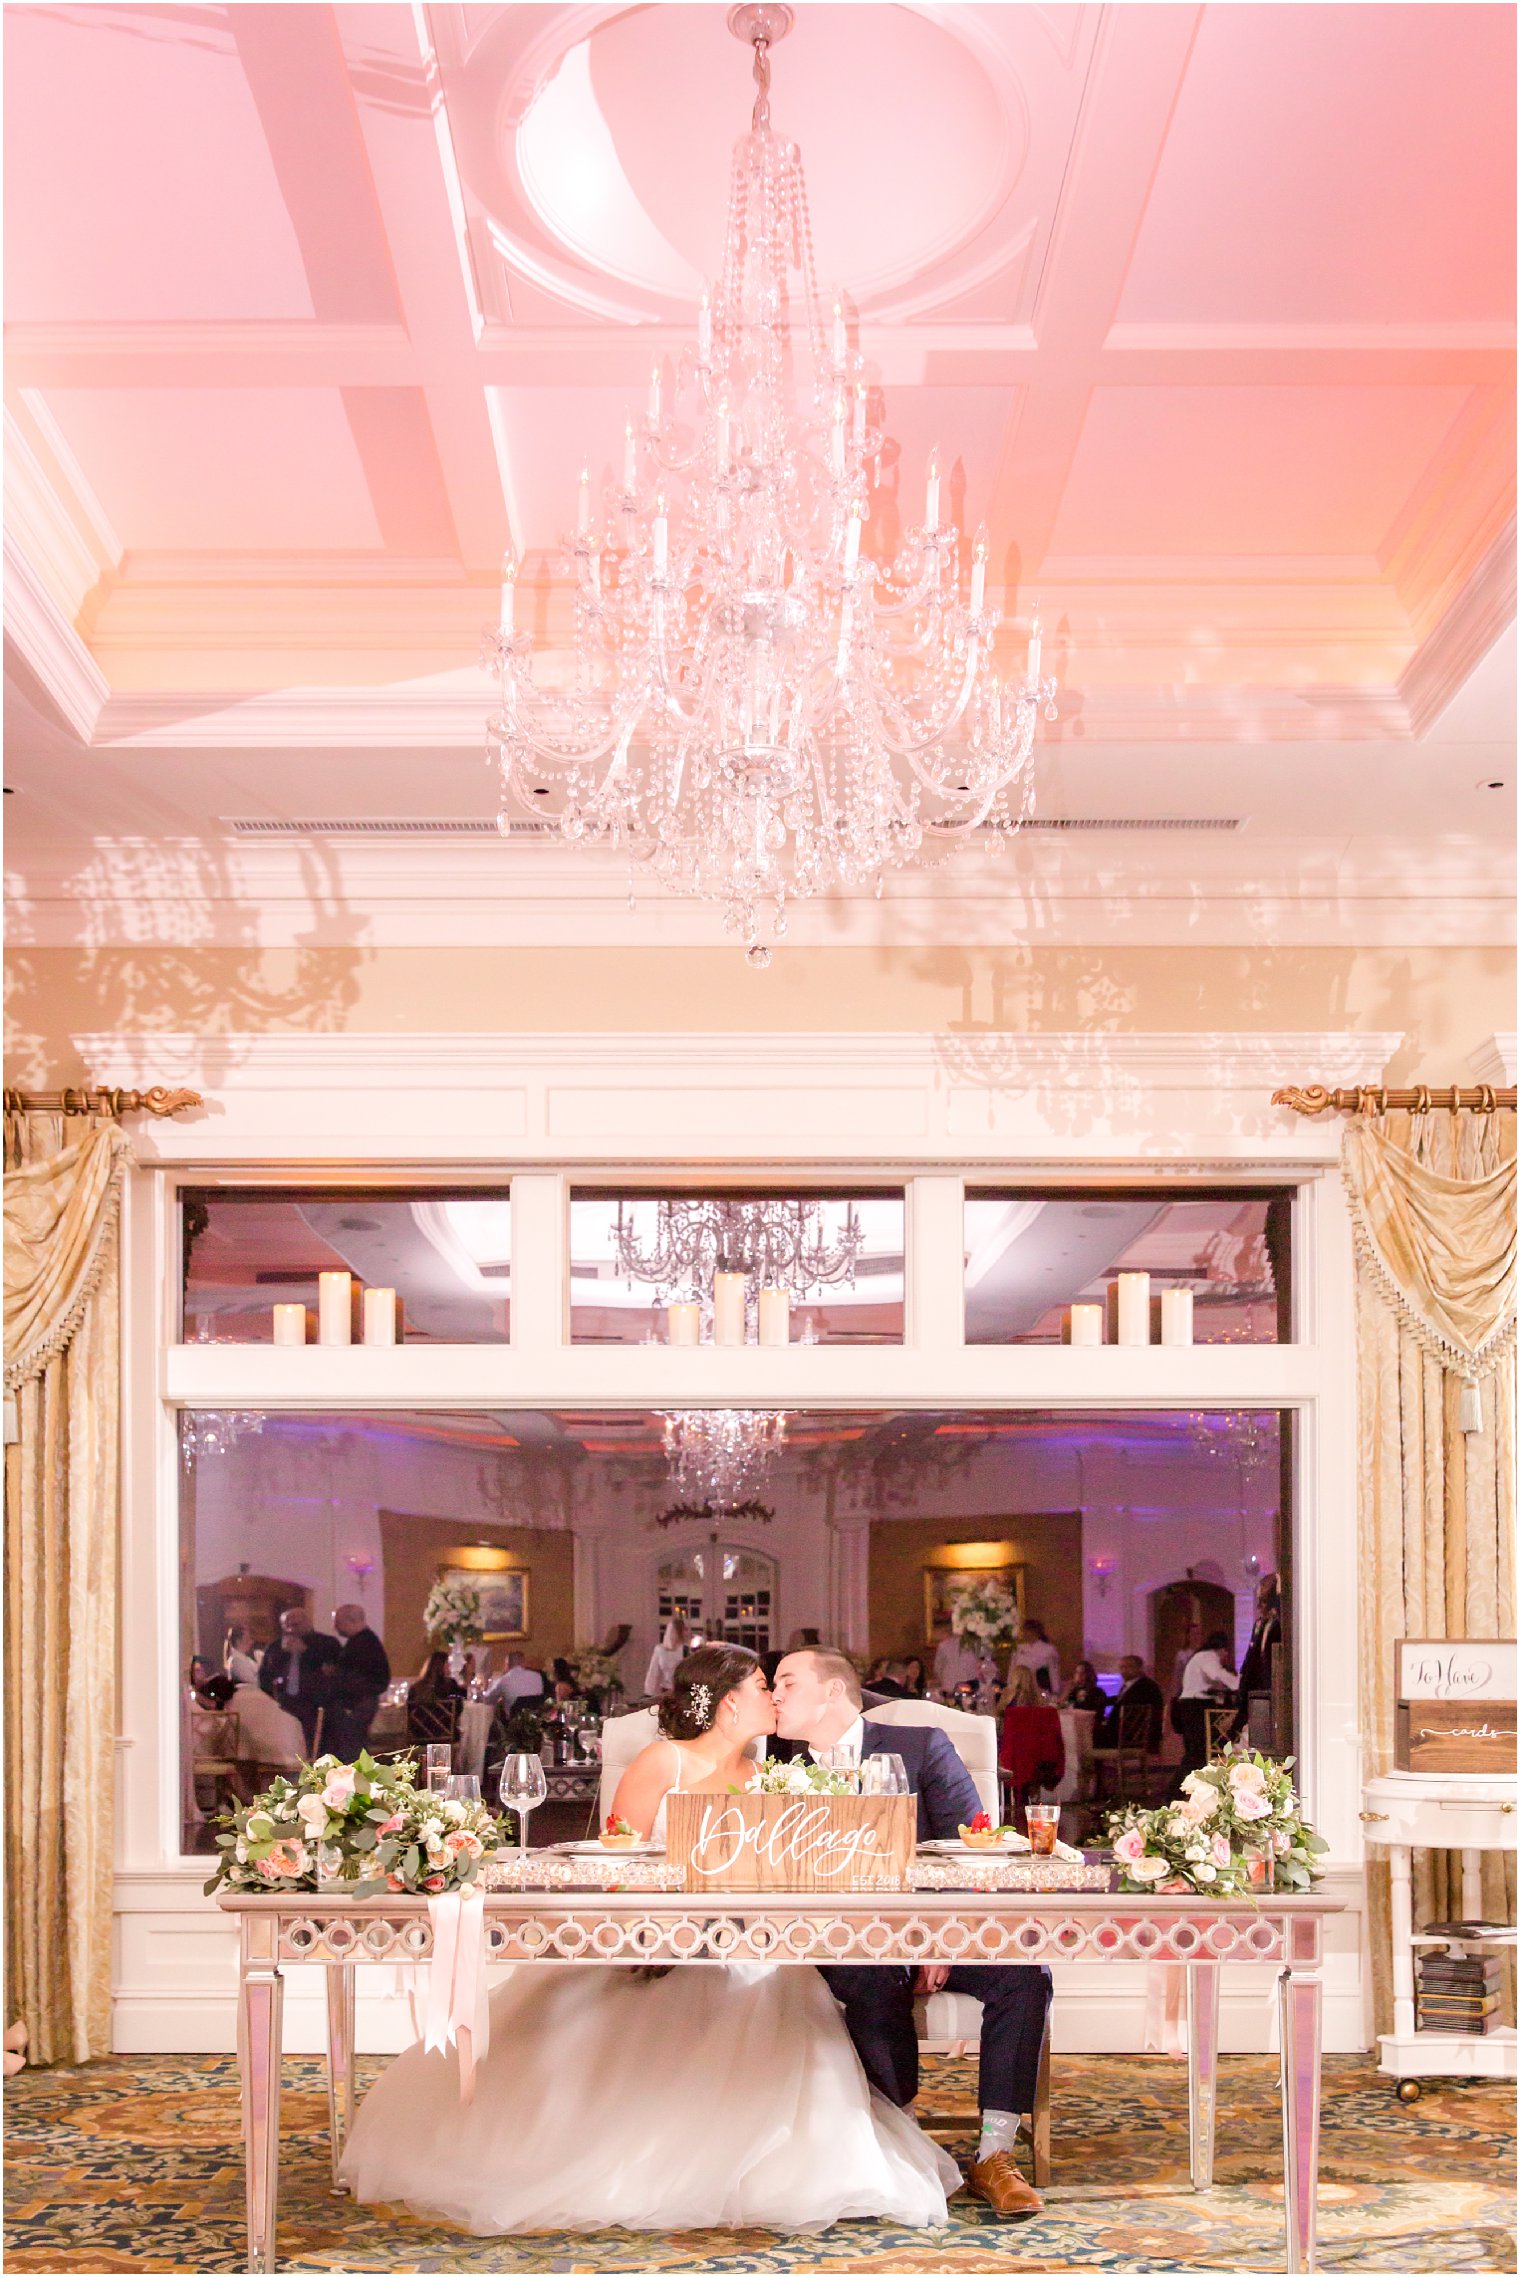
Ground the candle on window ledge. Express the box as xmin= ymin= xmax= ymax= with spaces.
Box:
xmin=272 ymin=1303 xmax=306 ymax=1347
xmin=667 ymin=1300 xmax=701 ymax=1347
xmin=1114 ymin=1271 xmax=1151 ymax=1346
xmin=1160 ymin=1287 xmax=1194 ymax=1346
xmin=362 ymin=1287 xmax=397 ymax=1346
xmin=318 ymin=1271 xmax=353 ymax=1346
xmin=1068 ymin=1303 xmax=1103 ymax=1347
xmin=757 ymin=1286 xmax=790 ymax=1346
xmin=712 ymin=1261 xmax=747 ymax=1347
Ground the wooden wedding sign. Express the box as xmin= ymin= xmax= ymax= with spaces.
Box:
xmin=1395 ymin=1640 xmax=1517 ymax=1774
xmin=665 ymin=1791 xmax=916 ymax=1893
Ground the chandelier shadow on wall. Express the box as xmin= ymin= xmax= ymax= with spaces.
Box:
xmin=483 ymin=3 xmax=1057 ymax=962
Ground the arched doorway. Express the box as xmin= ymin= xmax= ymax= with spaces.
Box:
xmin=655 ymin=1543 xmax=777 ymax=1652
xmin=1149 ymin=1572 xmax=1235 ymax=1699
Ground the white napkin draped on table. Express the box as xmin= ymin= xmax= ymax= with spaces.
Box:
xmin=424 ymin=1887 xmax=491 ymax=2102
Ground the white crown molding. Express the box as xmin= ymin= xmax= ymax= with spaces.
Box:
xmin=2 ymin=530 xmax=111 ymax=742
xmin=1398 ymin=517 xmax=1518 ymax=738
xmin=71 ymin=1026 xmax=1402 ymax=1167
xmin=8 ymin=835 xmax=1511 ymax=951
xmin=1468 ymin=1033 xmax=1518 ymax=1085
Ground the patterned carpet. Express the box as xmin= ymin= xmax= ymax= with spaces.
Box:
xmin=4 ymin=2051 xmax=1513 ymax=2275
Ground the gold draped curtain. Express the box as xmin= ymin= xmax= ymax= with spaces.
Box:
xmin=4 ymin=1112 xmax=130 ymax=2062
xmin=1346 ymin=1110 xmax=1516 ymax=2031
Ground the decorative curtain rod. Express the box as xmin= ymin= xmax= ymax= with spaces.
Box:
xmin=1274 ymin=1083 xmax=1516 ymax=1116
xmin=2 ymin=1085 xmax=203 ymax=1119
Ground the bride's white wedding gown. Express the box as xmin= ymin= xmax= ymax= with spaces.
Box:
xmin=338 ymin=1751 xmax=959 ymax=2234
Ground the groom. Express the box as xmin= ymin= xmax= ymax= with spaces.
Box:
xmin=771 ymin=1647 xmax=1049 ymax=2218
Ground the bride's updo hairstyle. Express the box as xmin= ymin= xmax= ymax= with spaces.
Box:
xmin=657 ymin=1643 xmax=761 ymax=1740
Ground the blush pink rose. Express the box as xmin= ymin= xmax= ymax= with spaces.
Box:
xmin=378 ymin=1813 xmax=406 ymax=1835
xmin=1233 ymin=1787 xmax=1272 ymax=1822
xmin=320 ymin=1766 xmax=358 ymax=1810
xmin=444 ymin=1830 xmax=483 ymax=1859
xmin=425 ymin=1874 xmax=446 ymax=1892
xmin=1212 ymin=1833 xmax=1232 ymax=1866
xmin=266 ymin=1839 xmax=309 ymax=1878
xmin=1112 ymin=1826 xmax=1147 ymax=1866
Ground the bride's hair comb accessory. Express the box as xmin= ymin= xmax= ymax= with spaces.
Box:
xmin=689 ymin=1681 xmax=713 ymax=1728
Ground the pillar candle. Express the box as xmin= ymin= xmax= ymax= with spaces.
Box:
xmin=272 ymin=1303 xmax=306 ymax=1347
xmin=362 ymin=1287 xmax=397 ymax=1345
xmin=1115 ymin=1271 xmax=1151 ymax=1346
xmin=1068 ymin=1303 xmax=1103 ymax=1347
xmin=667 ymin=1300 xmax=700 ymax=1346
xmin=713 ymin=1266 xmax=747 ymax=1347
xmin=757 ymin=1286 xmax=790 ymax=1346
xmin=1160 ymin=1287 xmax=1194 ymax=1346
xmin=318 ymin=1271 xmax=353 ymax=1345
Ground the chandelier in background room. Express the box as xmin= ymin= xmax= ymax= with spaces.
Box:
xmin=483 ymin=4 xmax=1057 ymax=963
xmin=615 ymin=1195 xmax=864 ymax=1307
xmin=661 ymin=1409 xmax=790 ymax=1506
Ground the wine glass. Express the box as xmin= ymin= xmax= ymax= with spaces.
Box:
xmin=443 ymin=1774 xmax=481 ymax=1805
xmin=499 ymin=1753 xmax=548 ymax=1850
xmin=861 ymin=1753 xmax=908 ymax=1797
xmin=817 ymin=1745 xmax=862 ymax=1791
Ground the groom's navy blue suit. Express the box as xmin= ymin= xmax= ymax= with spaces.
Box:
xmin=788 ymin=1720 xmax=1053 ymax=2115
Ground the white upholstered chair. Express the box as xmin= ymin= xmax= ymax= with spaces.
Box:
xmin=597 ymin=1705 xmax=662 ymax=1819
xmin=863 ymin=1697 xmax=1001 ymax=1818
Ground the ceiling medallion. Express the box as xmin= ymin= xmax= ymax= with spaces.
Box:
xmin=484 ymin=5 xmax=1056 ymax=963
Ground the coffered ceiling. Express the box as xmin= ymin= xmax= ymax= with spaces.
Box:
xmin=3 ymin=2 xmax=1515 ymax=943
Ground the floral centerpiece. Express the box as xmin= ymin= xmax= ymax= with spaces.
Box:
xmin=203 ymin=1752 xmax=501 ymax=1897
xmin=423 ymin=1576 xmax=483 ymax=1648
xmin=569 ymin=1644 xmax=621 ymax=1696
xmin=1107 ymin=1746 xmax=1327 ymax=1896
xmin=749 ymin=1758 xmax=858 ymax=1797
xmin=948 ymin=1575 xmax=1022 ymax=1654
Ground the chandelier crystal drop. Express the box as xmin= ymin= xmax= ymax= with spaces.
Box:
xmin=616 ymin=1196 xmax=863 ymax=1307
xmin=483 ymin=3 xmax=1056 ymax=962
xmin=661 ymin=1409 xmax=789 ymax=1506
xmin=180 ymin=1410 xmax=265 ymax=1475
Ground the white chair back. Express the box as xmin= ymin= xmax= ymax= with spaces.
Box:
xmin=864 ymin=1697 xmax=1000 ymax=1819
xmin=598 ymin=1705 xmax=661 ymax=1820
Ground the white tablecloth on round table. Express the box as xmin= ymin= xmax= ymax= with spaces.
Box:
xmin=1052 ymin=1707 xmax=1096 ymax=1802
xmin=456 ymin=1699 xmax=495 ymax=1779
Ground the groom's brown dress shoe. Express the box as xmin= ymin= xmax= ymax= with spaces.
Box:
xmin=964 ymin=2151 xmax=1043 ymax=2216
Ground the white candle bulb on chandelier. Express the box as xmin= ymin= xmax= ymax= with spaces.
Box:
xmin=970 ymin=523 xmax=988 ymax=614
xmin=576 ymin=464 xmax=590 ymax=536
xmin=499 ymin=551 xmax=516 ymax=636
xmin=481 ymin=8 xmax=1056 ymax=963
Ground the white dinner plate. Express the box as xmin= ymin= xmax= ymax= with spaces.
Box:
xmin=919 ymin=1835 xmax=1087 ymax=1861
xmin=558 ymin=1839 xmax=665 ymax=1857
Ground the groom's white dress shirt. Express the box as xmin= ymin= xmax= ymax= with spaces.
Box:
xmin=810 ymin=1714 xmax=865 ymax=1766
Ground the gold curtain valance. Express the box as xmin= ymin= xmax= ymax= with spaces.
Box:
xmin=1343 ymin=1119 xmax=1517 ymax=1386
xmin=4 ymin=1123 xmax=130 ymax=1389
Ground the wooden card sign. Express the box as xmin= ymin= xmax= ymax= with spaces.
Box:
xmin=1397 ymin=1640 xmax=1517 ymax=1705
xmin=665 ymin=1791 xmax=916 ymax=1894
xmin=1400 ymin=1701 xmax=1517 ymax=1776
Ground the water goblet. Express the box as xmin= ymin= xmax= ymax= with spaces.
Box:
xmin=861 ymin=1753 xmax=908 ymax=1797
xmin=499 ymin=1752 xmax=548 ymax=1850
xmin=423 ymin=1743 xmax=452 ymax=1794
xmin=443 ymin=1775 xmax=481 ymax=1805
xmin=817 ymin=1745 xmax=862 ymax=1791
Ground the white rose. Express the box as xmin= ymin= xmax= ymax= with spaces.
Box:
xmin=443 ymin=1799 xmax=467 ymax=1824
xmin=1127 ymin=1855 xmax=1168 ymax=1882
xmin=1185 ymin=1843 xmax=1208 ymax=1862
xmin=296 ymin=1794 xmax=329 ymax=1832
xmin=234 ymin=1840 xmax=249 ymax=1863
xmin=1193 ymin=1863 xmax=1217 ymax=1883
xmin=422 ymin=1820 xmax=445 ymax=1846
xmin=785 ymin=1767 xmax=815 ymax=1793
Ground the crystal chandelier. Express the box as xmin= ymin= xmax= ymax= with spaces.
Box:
xmin=180 ymin=1410 xmax=265 ymax=1475
xmin=483 ymin=3 xmax=1056 ymax=964
xmin=661 ymin=1409 xmax=789 ymax=1506
xmin=615 ymin=1196 xmax=863 ymax=1305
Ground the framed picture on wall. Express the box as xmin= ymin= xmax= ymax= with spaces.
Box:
xmin=439 ymin=1563 xmax=529 ymax=1641
xmin=923 ymin=1561 xmax=1025 ymax=1644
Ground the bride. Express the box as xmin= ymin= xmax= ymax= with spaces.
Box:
xmin=338 ymin=1643 xmax=959 ymax=2233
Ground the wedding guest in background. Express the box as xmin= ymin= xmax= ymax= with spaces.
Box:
xmin=259 ymin=1607 xmax=339 ymax=1753
xmin=643 ymin=1615 xmax=690 ymax=1698
xmin=1171 ymin=1630 xmax=1237 ymax=1788
xmin=1010 ymin=1618 xmax=1061 ymax=1695
xmin=932 ymin=1624 xmax=980 ymax=1696
xmin=900 ymin=1654 xmax=928 ymax=1698
xmin=866 ymin=1656 xmax=912 ymax=1699
xmin=408 ymin=1648 xmax=464 ymax=1743
xmin=1099 ymin=1655 xmax=1164 ymax=1751
xmin=787 ymin=1627 xmax=822 ymax=1649
xmin=189 ymin=1655 xmax=233 ymax=1709
xmin=1231 ymin=1572 xmax=1281 ymax=1737
xmin=487 ymin=1649 xmax=545 ymax=1706
xmin=223 ymin=1622 xmax=261 ymax=1686
xmin=998 ymin=1664 xmax=1065 ymax=1817
xmin=328 ymin=1602 xmax=391 ymax=1760
xmin=1063 ymin=1659 xmax=1107 ymax=1715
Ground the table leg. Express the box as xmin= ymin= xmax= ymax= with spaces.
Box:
xmin=1388 ymin=1841 xmax=1416 ymax=2039
xmin=239 ymin=1962 xmax=284 ymax=2274
xmin=1186 ymin=1959 xmax=1220 ymax=2190
xmin=1279 ymin=1965 xmax=1323 ymax=2274
xmin=325 ymin=1962 xmax=356 ymax=2191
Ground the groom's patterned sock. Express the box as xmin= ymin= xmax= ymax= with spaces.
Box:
xmin=976 ymin=2108 xmax=1020 ymax=2162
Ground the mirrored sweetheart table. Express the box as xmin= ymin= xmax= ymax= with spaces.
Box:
xmin=219 ymin=1885 xmax=1340 ymax=2275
